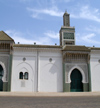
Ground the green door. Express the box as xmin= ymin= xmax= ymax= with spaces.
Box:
xmin=70 ymin=69 xmax=83 ymax=92
xmin=0 ymin=65 xmax=3 ymax=91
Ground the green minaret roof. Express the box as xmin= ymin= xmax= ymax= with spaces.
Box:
xmin=0 ymin=31 xmax=14 ymax=41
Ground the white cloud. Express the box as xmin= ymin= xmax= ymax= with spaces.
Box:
xmin=27 ymin=4 xmax=100 ymax=23
xmin=27 ymin=7 xmax=63 ymax=18
xmin=5 ymin=30 xmax=58 ymax=45
xmin=5 ymin=30 xmax=34 ymax=44
xmin=81 ymin=33 xmax=96 ymax=43
xmin=80 ymin=6 xmax=100 ymax=22
xmin=25 ymin=0 xmax=73 ymax=18
xmin=44 ymin=31 xmax=59 ymax=39
xmin=71 ymin=5 xmax=100 ymax=22
xmin=76 ymin=33 xmax=100 ymax=45
xmin=86 ymin=26 xmax=100 ymax=34
xmin=5 ymin=30 xmax=24 ymax=38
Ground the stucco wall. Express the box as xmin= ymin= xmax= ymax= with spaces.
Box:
xmin=11 ymin=48 xmax=37 ymax=92
xmin=11 ymin=47 xmax=63 ymax=92
xmin=90 ymin=50 xmax=100 ymax=91
xmin=38 ymin=50 xmax=63 ymax=92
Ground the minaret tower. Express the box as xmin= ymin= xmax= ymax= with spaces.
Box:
xmin=63 ymin=11 xmax=70 ymax=26
xmin=60 ymin=11 xmax=75 ymax=46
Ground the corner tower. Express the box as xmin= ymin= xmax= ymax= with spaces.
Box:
xmin=60 ymin=11 xmax=75 ymax=46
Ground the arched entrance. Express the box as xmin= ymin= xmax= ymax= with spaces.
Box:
xmin=0 ymin=65 xmax=3 ymax=91
xmin=70 ymin=69 xmax=83 ymax=92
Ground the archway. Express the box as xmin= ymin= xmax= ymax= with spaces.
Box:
xmin=0 ymin=65 xmax=3 ymax=91
xmin=70 ymin=69 xmax=83 ymax=92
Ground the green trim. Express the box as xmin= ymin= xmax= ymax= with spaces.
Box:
xmin=63 ymin=63 xmax=70 ymax=92
xmin=63 ymin=63 xmax=90 ymax=92
xmin=83 ymin=83 xmax=89 ymax=92
xmin=88 ymin=63 xmax=92 ymax=91
xmin=63 ymin=63 xmax=65 ymax=91
xmin=3 ymin=82 xmax=8 ymax=91
xmin=8 ymin=54 xmax=13 ymax=91
xmin=65 ymin=83 xmax=70 ymax=92
xmin=63 ymin=63 xmax=65 ymax=92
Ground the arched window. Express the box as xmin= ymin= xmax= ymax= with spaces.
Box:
xmin=24 ymin=72 xmax=28 ymax=80
xmin=19 ymin=72 xmax=23 ymax=79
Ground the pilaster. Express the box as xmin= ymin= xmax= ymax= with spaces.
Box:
xmin=8 ymin=54 xmax=13 ymax=91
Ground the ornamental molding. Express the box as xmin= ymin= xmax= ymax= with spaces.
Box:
xmin=13 ymin=47 xmax=61 ymax=52
xmin=65 ymin=63 xmax=88 ymax=83
xmin=63 ymin=51 xmax=90 ymax=57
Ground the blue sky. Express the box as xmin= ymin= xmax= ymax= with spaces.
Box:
xmin=0 ymin=0 xmax=100 ymax=47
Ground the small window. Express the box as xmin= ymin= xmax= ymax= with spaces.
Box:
xmin=19 ymin=72 xmax=23 ymax=79
xmin=24 ymin=72 xmax=28 ymax=80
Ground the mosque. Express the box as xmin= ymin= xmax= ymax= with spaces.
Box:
xmin=0 ymin=12 xmax=100 ymax=92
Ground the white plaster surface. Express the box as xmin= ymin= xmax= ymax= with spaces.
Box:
xmin=11 ymin=49 xmax=37 ymax=92
xmin=38 ymin=51 xmax=63 ymax=92
xmin=90 ymin=50 xmax=100 ymax=91
xmin=11 ymin=48 xmax=63 ymax=92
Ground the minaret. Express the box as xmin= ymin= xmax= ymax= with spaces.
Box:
xmin=63 ymin=11 xmax=70 ymax=26
xmin=60 ymin=11 xmax=75 ymax=46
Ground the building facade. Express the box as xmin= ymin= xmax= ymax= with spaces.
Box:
xmin=0 ymin=12 xmax=100 ymax=92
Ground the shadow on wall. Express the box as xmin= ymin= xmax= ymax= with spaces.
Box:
xmin=41 ymin=60 xmax=62 ymax=92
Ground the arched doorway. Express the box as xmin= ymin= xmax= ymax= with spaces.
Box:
xmin=0 ymin=65 xmax=3 ymax=91
xmin=70 ymin=69 xmax=83 ymax=92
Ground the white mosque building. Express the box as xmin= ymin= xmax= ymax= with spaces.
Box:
xmin=0 ymin=12 xmax=100 ymax=92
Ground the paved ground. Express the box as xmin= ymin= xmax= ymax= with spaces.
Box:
xmin=0 ymin=96 xmax=100 ymax=108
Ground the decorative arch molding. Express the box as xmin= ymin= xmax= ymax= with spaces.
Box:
xmin=18 ymin=67 xmax=28 ymax=73
xmin=0 ymin=61 xmax=6 ymax=82
xmin=68 ymin=65 xmax=86 ymax=83
xmin=16 ymin=62 xmax=34 ymax=73
xmin=15 ymin=62 xmax=35 ymax=83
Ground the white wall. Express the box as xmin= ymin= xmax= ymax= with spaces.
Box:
xmin=90 ymin=50 xmax=100 ymax=91
xmin=11 ymin=48 xmax=37 ymax=92
xmin=38 ymin=50 xmax=63 ymax=92
xmin=11 ymin=47 xmax=63 ymax=92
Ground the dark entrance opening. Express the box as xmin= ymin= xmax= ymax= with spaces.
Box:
xmin=0 ymin=65 xmax=3 ymax=91
xmin=70 ymin=69 xmax=83 ymax=92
